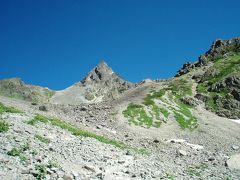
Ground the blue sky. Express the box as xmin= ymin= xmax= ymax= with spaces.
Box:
xmin=0 ymin=0 xmax=239 ymax=90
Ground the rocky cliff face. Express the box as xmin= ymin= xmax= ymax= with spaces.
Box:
xmin=50 ymin=61 xmax=133 ymax=104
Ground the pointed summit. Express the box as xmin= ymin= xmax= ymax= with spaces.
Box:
xmin=50 ymin=60 xmax=133 ymax=104
xmin=81 ymin=60 xmax=114 ymax=84
xmin=95 ymin=60 xmax=114 ymax=75
xmin=97 ymin=60 xmax=110 ymax=68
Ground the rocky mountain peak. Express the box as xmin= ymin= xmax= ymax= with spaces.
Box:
xmin=97 ymin=60 xmax=112 ymax=71
xmin=80 ymin=60 xmax=115 ymax=85
xmin=50 ymin=60 xmax=133 ymax=104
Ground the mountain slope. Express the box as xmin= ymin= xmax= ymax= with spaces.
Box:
xmin=119 ymin=37 xmax=240 ymax=132
xmin=50 ymin=61 xmax=133 ymax=105
xmin=0 ymin=78 xmax=55 ymax=103
xmin=177 ymin=38 xmax=240 ymax=119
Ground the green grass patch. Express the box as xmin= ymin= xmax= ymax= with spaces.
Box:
xmin=206 ymin=98 xmax=218 ymax=111
xmin=173 ymin=100 xmax=198 ymax=130
xmin=0 ymin=102 xmax=22 ymax=114
xmin=173 ymin=111 xmax=198 ymax=130
xmin=122 ymin=78 xmax=198 ymax=130
xmin=28 ymin=115 xmax=133 ymax=150
xmin=7 ymin=147 xmax=27 ymax=163
xmin=143 ymin=89 xmax=166 ymax=106
xmin=209 ymin=54 xmax=240 ymax=85
xmin=159 ymin=107 xmax=170 ymax=118
xmin=7 ymin=147 xmax=22 ymax=156
xmin=47 ymin=160 xmax=59 ymax=168
xmin=196 ymin=84 xmax=207 ymax=94
xmin=168 ymin=79 xmax=193 ymax=97
xmin=35 ymin=135 xmax=50 ymax=144
xmin=45 ymin=91 xmax=55 ymax=98
xmin=35 ymin=164 xmax=47 ymax=180
xmin=0 ymin=120 xmax=9 ymax=132
xmin=21 ymin=142 xmax=30 ymax=151
xmin=187 ymin=163 xmax=208 ymax=178
xmin=122 ymin=103 xmax=155 ymax=128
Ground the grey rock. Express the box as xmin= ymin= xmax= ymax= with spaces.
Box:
xmin=226 ymin=154 xmax=240 ymax=170
xmin=177 ymin=149 xmax=187 ymax=156
xmin=39 ymin=105 xmax=47 ymax=111
xmin=83 ymin=165 xmax=95 ymax=172
xmin=195 ymin=94 xmax=208 ymax=102
xmin=180 ymin=96 xmax=199 ymax=106
xmin=63 ymin=174 xmax=73 ymax=180
xmin=21 ymin=168 xmax=30 ymax=174
xmin=208 ymin=157 xmax=215 ymax=161
xmin=232 ymin=145 xmax=239 ymax=150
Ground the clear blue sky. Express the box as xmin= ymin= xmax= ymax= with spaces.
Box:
xmin=0 ymin=0 xmax=239 ymax=90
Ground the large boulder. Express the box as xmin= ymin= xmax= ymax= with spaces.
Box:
xmin=226 ymin=154 xmax=240 ymax=170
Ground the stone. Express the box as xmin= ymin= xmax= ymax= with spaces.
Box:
xmin=30 ymin=170 xmax=38 ymax=177
xmin=21 ymin=169 xmax=30 ymax=174
xmin=168 ymin=139 xmax=186 ymax=144
xmin=153 ymin=139 xmax=160 ymax=143
xmin=180 ymin=96 xmax=199 ymax=106
xmin=231 ymin=89 xmax=240 ymax=101
xmin=63 ymin=174 xmax=73 ymax=180
xmin=178 ymin=149 xmax=187 ymax=156
xmin=208 ymin=157 xmax=215 ymax=161
xmin=226 ymin=154 xmax=240 ymax=170
xmin=118 ymin=160 xmax=125 ymax=164
xmin=96 ymin=173 xmax=104 ymax=179
xmin=126 ymin=150 xmax=133 ymax=156
xmin=39 ymin=105 xmax=47 ymax=111
xmin=232 ymin=145 xmax=239 ymax=150
xmin=194 ymin=94 xmax=208 ymax=102
xmin=80 ymin=106 xmax=87 ymax=111
xmin=72 ymin=171 xmax=79 ymax=178
xmin=83 ymin=165 xmax=95 ymax=172
xmin=186 ymin=143 xmax=204 ymax=150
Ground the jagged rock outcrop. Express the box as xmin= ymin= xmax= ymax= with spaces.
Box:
xmin=175 ymin=37 xmax=240 ymax=77
xmin=0 ymin=78 xmax=54 ymax=103
xmin=50 ymin=61 xmax=134 ymax=105
xmin=193 ymin=38 xmax=240 ymax=118
xmin=205 ymin=38 xmax=240 ymax=60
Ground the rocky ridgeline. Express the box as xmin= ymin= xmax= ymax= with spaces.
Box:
xmin=0 ymin=61 xmax=133 ymax=105
xmin=0 ymin=78 xmax=54 ymax=103
xmin=175 ymin=37 xmax=240 ymax=77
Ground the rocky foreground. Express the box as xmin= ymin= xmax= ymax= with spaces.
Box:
xmin=0 ymin=96 xmax=240 ymax=180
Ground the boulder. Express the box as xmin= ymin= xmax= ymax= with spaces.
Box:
xmin=177 ymin=149 xmax=187 ymax=156
xmin=194 ymin=94 xmax=208 ymax=102
xmin=231 ymin=89 xmax=240 ymax=101
xmin=180 ymin=96 xmax=199 ymax=106
xmin=39 ymin=105 xmax=47 ymax=111
xmin=226 ymin=154 xmax=240 ymax=170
